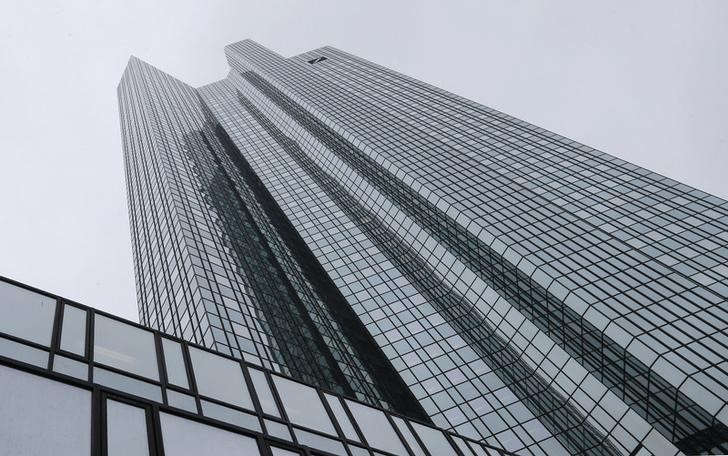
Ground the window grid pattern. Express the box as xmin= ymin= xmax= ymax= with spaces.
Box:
xmin=219 ymin=69 xmax=644 ymax=454
xmin=230 ymin=66 xmax=710 ymax=453
xmin=119 ymin=58 xmax=208 ymax=345
xmin=120 ymin=57 xmax=428 ymax=417
xmin=219 ymin=40 xmax=727 ymax=455
xmin=233 ymin=90 xmax=618 ymax=454
xmin=117 ymin=39 xmax=728 ymax=456
xmin=0 ymin=276 xmax=514 ymax=456
xmin=197 ymin=81 xmax=429 ymax=419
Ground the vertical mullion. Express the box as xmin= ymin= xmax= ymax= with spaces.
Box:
xmin=48 ymin=298 xmax=64 ymax=370
xmin=265 ymin=371 xmax=298 ymax=445
xmin=180 ymin=341 xmax=202 ymax=415
xmin=399 ymin=418 xmax=433 ymax=456
xmin=150 ymin=404 xmax=165 ymax=456
xmin=240 ymin=362 xmax=266 ymax=431
xmin=154 ymin=334 xmax=168 ymax=406
xmin=88 ymin=309 xmax=96 ymax=382
xmin=385 ymin=413 xmax=420 ymax=456
xmin=317 ymin=388 xmax=348 ymax=449
xmin=92 ymin=387 xmax=104 ymax=456
xmin=338 ymin=396 xmax=367 ymax=447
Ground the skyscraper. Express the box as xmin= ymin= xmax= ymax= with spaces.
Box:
xmin=118 ymin=39 xmax=728 ymax=456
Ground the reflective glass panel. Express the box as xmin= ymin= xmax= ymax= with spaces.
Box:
xmin=345 ymin=400 xmax=407 ymax=455
xmin=249 ymin=368 xmax=280 ymax=417
xmin=271 ymin=447 xmax=300 ymax=456
xmin=410 ymin=422 xmax=455 ymax=455
xmin=160 ymin=412 xmax=261 ymax=456
xmin=167 ymin=390 xmax=197 ymax=413
xmin=188 ymin=347 xmax=252 ymax=409
xmin=60 ymin=305 xmax=86 ymax=356
xmin=272 ymin=375 xmax=335 ymax=435
xmin=0 ymin=281 xmax=56 ymax=346
xmin=201 ymin=400 xmax=261 ymax=432
xmin=264 ymin=419 xmax=292 ymax=441
xmin=294 ymin=428 xmax=347 ymax=456
xmin=348 ymin=446 xmax=370 ymax=456
xmin=107 ymin=400 xmax=149 ymax=456
xmin=94 ymin=367 xmax=163 ymax=402
xmin=324 ymin=394 xmax=359 ymax=442
xmin=0 ymin=337 xmax=48 ymax=367
xmin=162 ymin=338 xmax=188 ymax=388
xmin=53 ymin=354 xmax=88 ymax=380
xmin=94 ymin=315 xmax=159 ymax=380
xmin=0 ymin=364 xmax=91 ymax=455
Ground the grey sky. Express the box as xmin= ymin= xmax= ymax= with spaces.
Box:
xmin=1 ymin=0 xmax=726 ymax=321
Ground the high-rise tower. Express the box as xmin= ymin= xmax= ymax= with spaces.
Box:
xmin=119 ymin=40 xmax=728 ymax=456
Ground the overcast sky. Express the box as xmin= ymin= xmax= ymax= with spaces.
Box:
xmin=1 ymin=0 xmax=726 ymax=321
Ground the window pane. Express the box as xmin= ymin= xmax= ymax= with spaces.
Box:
xmin=160 ymin=412 xmax=261 ymax=456
xmin=345 ymin=400 xmax=407 ymax=455
xmin=410 ymin=422 xmax=455 ymax=455
xmin=249 ymin=368 xmax=280 ymax=417
xmin=162 ymin=338 xmax=189 ymax=388
xmin=0 ymin=337 xmax=48 ymax=367
xmin=293 ymin=428 xmax=347 ymax=456
xmin=324 ymin=394 xmax=359 ymax=442
xmin=348 ymin=446 xmax=370 ymax=456
xmin=188 ymin=346 xmax=252 ymax=409
xmin=94 ymin=367 xmax=163 ymax=402
xmin=264 ymin=419 xmax=292 ymax=441
xmin=167 ymin=390 xmax=198 ymax=413
xmin=94 ymin=315 xmax=159 ymax=380
xmin=271 ymin=447 xmax=300 ymax=456
xmin=201 ymin=400 xmax=261 ymax=432
xmin=272 ymin=375 xmax=335 ymax=435
xmin=60 ymin=305 xmax=86 ymax=356
xmin=0 ymin=364 xmax=91 ymax=455
xmin=0 ymin=281 xmax=56 ymax=346
xmin=107 ymin=400 xmax=149 ymax=456
xmin=53 ymin=354 xmax=88 ymax=380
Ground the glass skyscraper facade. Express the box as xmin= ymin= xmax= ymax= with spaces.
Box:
xmin=118 ymin=40 xmax=728 ymax=456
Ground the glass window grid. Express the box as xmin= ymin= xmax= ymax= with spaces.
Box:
xmin=121 ymin=58 xmax=430 ymax=421
xmin=112 ymin=41 xmax=728 ymax=456
xmin=222 ymin=66 xmax=616 ymax=454
xmin=230 ymin=41 xmax=724 ymax=320
xmin=222 ymin=81 xmax=564 ymax=452
xmin=212 ymin=74 xmax=580 ymax=452
xmin=0 ymin=276 xmax=515 ymax=456
xmin=218 ymin=42 xmax=727 ymax=455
